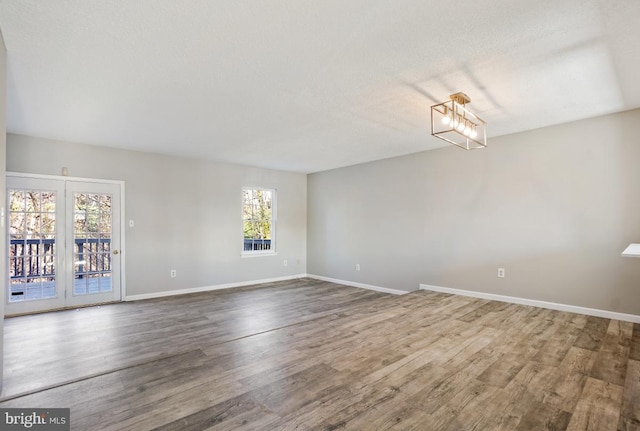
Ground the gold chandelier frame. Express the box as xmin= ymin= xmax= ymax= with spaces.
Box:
xmin=431 ymin=92 xmax=487 ymax=150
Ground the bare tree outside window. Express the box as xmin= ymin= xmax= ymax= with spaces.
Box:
xmin=242 ymin=188 xmax=275 ymax=253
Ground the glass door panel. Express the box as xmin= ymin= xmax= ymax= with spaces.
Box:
xmin=73 ymin=192 xmax=113 ymax=295
xmin=6 ymin=177 xmax=66 ymax=314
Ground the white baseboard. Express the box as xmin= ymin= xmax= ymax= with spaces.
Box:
xmin=306 ymin=274 xmax=410 ymax=295
xmin=419 ymin=284 xmax=640 ymax=323
xmin=124 ymin=274 xmax=307 ymax=301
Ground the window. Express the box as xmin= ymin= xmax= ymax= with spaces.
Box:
xmin=242 ymin=187 xmax=275 ymax=255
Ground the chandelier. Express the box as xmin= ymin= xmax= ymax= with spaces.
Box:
xmin=431 ymin=92 xmax=487 ymax=150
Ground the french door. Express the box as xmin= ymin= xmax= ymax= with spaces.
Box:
xmin=6 ymin=175 xmax=123 ymax=315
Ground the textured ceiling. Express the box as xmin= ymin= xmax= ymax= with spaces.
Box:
xmin=1 ymin=0 xmax=639 ymax=173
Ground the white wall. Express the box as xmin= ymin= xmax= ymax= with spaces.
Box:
xmin=0 ymin=27 xmax=7 ymax=391
xmin=308 ymin=109 xmax=640 ymax=315
xmin=7 ymin=135 xmax=307 ymax=297
xmin=5 ymin=107 xmax=640 ymax=319
xmin=307 ymin=154 xmax=426 ymax=291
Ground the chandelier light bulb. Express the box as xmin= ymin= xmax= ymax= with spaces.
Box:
xmin=456 ymin=120 xmax=465 ymax=132
xmin=463 ymin=123 xmax=472 ymax=136
xmin=470 ymin=128 xmax=478 ymax=139
xmin=442 ymin=106 xmax=452 ymax=125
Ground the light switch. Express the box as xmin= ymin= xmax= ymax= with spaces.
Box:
xmin=129 ymin=219 xmax=135 ymax=228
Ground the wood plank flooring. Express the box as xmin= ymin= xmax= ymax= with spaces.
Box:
xmin=1 ymin=278 xmax=639 ymax=430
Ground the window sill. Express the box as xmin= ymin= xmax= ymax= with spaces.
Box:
xmin=241 ymin=251 xmax=278 ymax=258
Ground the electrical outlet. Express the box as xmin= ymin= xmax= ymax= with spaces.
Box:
xmin=497 ymin=268 xmax=505 ymax=278
xmin=170 ymin=269 xmax=177 ymax=278
xmin=283 ymin=259 xmax=288 ymax=267
xmin=355 ymin=264 xmax=361 ymax=271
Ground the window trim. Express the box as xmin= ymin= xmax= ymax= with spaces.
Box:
xmin=241 ymin=187 xmax=276 ymax=257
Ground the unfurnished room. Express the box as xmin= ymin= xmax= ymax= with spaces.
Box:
xmin=0 ymin=1 xmax=639 ymax=430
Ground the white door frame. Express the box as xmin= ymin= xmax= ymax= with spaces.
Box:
xmin=6 ymin=172 xmax=126 ymax=315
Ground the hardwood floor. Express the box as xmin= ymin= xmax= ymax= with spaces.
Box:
xmin=1 ymin=278 xmax=639 ymax=430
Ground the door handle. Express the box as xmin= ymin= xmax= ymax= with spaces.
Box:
xmin=113 ymin=250 xmax=120 ymax=255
